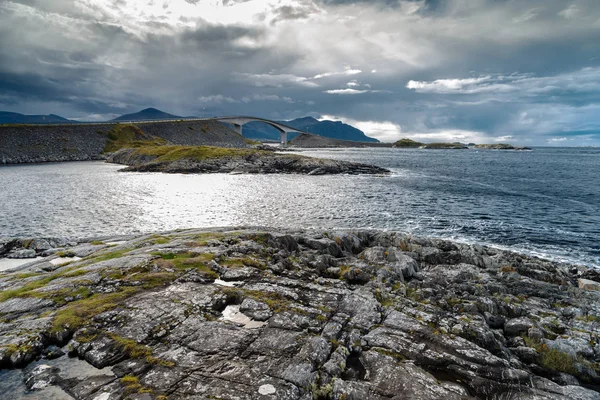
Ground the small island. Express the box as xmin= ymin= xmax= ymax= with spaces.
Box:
xmin=393 ymin=138 xmax=532 ymax=150
xmin=105 ymin=125 xmax=389 ymax=175
xmin=393 ymin=138 xmax=467 ymax=149
xmin=474 ymin=144 xmax=533 ymax=151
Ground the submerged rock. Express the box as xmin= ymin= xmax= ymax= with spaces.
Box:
xmin=0 ymin=228 xmax=599 ymax=399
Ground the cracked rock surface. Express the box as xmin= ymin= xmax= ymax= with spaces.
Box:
xmin=1 ymin=228 xmax=599 ymax=399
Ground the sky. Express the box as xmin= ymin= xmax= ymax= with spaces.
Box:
xmin=1 ymin=0 xmax=599 ymax=145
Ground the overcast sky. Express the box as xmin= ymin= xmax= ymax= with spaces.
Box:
xmin=1 ymin=0 xmax=599 ymax=145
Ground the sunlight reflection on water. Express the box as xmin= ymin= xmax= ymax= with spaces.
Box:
xmin=1 ymin=146 xmax=599 ymax=268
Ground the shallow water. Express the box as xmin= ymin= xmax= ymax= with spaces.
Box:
xmin=0 ymin=350 xmax=114 ymax=400
xmin=0 ymin=147 xmax=598 ymax=267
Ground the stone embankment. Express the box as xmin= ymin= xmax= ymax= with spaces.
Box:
xmin=0 ymin=121 xmax=248 ymax=164
xmin=1 ymin=229 xmax=600 ymax=399
xmin=107 ymin=147 xmax=390 ymax=175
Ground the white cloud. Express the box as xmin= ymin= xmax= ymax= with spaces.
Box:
xmin=406 ymin=68 xmax=600 ymax=97
xmin=401 ymin=130 xmax=489 ymax=144
xmin=241 ymin=94 xmax=294 ymax=103
xmin=513 ymin=8 xmax=540 ymax=23
xmin=313 ymin=68 xmax=362 ymax=79
xmin=324 ymin=88 xmax=369 ymax=95
xmin=559 ymin=5 xmax=580 ymax=20
xmin=406 ymin=76 xmax=497 ymax=93
xmin=198 ymin=94 xmax=238 ymax=104
xmin=494 ymin=135 xmax=514 ymax=142
xmin=235 ymin=73 xmax=318 ymax=88
xmin=548 ymin=137 xmax=568 ymax=143
xmin=347 ymin=80 xmax=359 ymax=87
xmin=320 ymin=114 xmax=403 ymax=142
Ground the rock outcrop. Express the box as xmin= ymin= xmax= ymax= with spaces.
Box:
xmin=107 ymin=147 xmax=390 ymax=175
xmin=0 ymin=229 xmax=599 ymax=399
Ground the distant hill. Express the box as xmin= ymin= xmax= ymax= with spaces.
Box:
xmin=111 ymin=108 xmax=182 ymax=122
xmin=241 ymin=116 xmax=380 ymax=143
xmin=0 ymin=111 xmax=73 ymax=124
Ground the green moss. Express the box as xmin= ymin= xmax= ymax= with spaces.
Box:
xmin=311 ymin=383 xmax=333 ymax=400
xmin=121 ymin=375 xmax=139 ymax=385
xmin=150 ymin=251 xmax=218 ymax=279
xmin=120 ymin=374 xmax=154 ymax=394
xmin=338 ymin=265 xmax=351 ymax=280
xmin=55 ymin=250 xmax=76 ymax=257
xmin=132 ymin=145 xmax=263 ymax=162
xmin=542 ymin=350 xmax=576 ymax=375
xmin=220 ymin=256 xmax=265 ymax=270
xmin=11 ymin=272 xmax=42 ymax=280
xmin=103 ymin=124 xmax=167 ymax=153
xmin=0 ymin=276 xmax=57 ymax=302
xmin=405 ymin=286 xmax=421 ymax=301
xmin=37 ymin=286 xmax=94 ymax=305
xmin=576 ymin=315 xmax=600 ymax=323
xmin=88 ymin=248 xmax=133 ymax=263
xmin=0 ymin=343 xmax=33 ymax=357
xmin=50 ymin=288 xmax=138 ymax=333
xmin=523 ymin=336 xmax=577 ymax=375
xmin=109 ymin=333 xmax=175 ymax=367
xmin=89 ymin=240 xmax=105 ymax=245
xmin=375 ymin=289 xmax=396 ymax=307
xmin=75 ymin=332 xmax=98 ymax=343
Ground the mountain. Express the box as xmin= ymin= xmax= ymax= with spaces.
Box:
xmin=0 ymin=111 xmax=73 ymax=124
xmin=111 ymin=108 xmax=182 ymax=122
xmin=241 ymin=116 xmax=380 ymax=143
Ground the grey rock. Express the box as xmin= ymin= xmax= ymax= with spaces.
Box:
xmin=7 ymin=249 xmax=37 ymax=259
xmin=1 ymin=228 xmax=599 ymax=399
xmin=342 ymin=267 xmax=371 ymax=284
xmin=24 ymin=364 xmax=61 ymax=390
xmin=240 ymin=298 xmax=272 ymax=321
xmin=42 ymin=345 xmax=65 ymax=360
xmin=504 ymin=317 xmax=535 ymax=336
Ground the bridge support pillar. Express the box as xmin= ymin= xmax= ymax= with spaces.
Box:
xmin=280 ymin=131 xmax=287 ymax=146
xmin=233 ymin=124 xmax=243 ymax=136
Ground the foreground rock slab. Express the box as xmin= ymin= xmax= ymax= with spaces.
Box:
xmin=1 ymin=228 xmax=599 ymax=399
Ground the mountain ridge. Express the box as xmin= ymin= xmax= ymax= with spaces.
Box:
xmin=111 ymin=107 xmax=182 ymax=121
xmin=242 ymin=116 xmax=380 ymax=143
xmin=0 ymin=107 xmax=380 ymax=143
xmin=0 ymin=111 xmax=73 ymax=124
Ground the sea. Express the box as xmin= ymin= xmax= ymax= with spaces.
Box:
xmin=0 ymin=147 xmax=598 ymax=268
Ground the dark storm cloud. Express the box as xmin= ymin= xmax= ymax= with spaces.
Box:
xmin=0 ymin=0 xmax=599 ymax=144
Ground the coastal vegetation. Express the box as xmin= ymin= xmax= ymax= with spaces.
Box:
xmin=132 ymin=144 xmax=263 ymax=161
xmin=103 ymin=124 xmax=167 ymax=153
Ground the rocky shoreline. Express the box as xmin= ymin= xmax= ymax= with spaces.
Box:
xmin=107 ymin=147 xmax=390 ymax=175
xmin=1 ymin=229 xmax=600 ymax=399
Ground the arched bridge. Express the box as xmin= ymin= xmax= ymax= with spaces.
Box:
xmin=213 ymin=116 xmax=307 ymax=145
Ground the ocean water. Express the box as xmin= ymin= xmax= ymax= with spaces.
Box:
xmin=0 ymin=147 xmax=598 ymax=267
